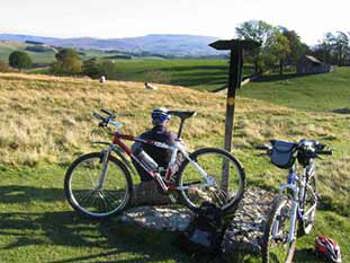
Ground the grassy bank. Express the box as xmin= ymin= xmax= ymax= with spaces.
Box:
xmin=240 ymin=67 xmax=350 ymax=112
xmin=0 ymin=72 xmax=349 ymax=262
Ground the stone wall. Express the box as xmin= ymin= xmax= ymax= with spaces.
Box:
xmin=123 ymin=186 xmax=276 ymax=257
xmin=221 ymin=187 xmax=275 ymax=256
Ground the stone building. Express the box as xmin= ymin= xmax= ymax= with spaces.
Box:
xmin=297 ymin=55 xmax=331 ymax=75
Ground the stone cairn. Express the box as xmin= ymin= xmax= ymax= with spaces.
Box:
xmin=121 ymin=184 xmax=275 ymax=256
xmin=221 ymin=187 xmax=275 ymax=257
xmin=121 ymin=181 xmax=192 ymax=231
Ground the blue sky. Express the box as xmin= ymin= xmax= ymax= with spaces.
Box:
xmin=1 ymin=0 xmax=349 ymax=45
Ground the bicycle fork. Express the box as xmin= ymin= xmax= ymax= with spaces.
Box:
xmin=96 ymin=147 xmax=112 ymax=190
xmin=288 ymin=201 xmax=298 ymax=242
xmin=279 ymin=174 xmax=299 ymax=243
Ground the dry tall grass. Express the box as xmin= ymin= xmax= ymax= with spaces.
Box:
xmin=0 ymin=73 xmax=227 ymax=165
xmin=0 ymin=72 xmax=349 ymax=165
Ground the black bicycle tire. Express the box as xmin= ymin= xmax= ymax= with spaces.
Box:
xmin=64 ymin=152 xmax=133 ymax=219
xmin=175 ymin=147 xmax=245 ymax=213
xmin=262 ymin=194 xmax=296 ymax=263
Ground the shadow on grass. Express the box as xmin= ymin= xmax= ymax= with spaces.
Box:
xmin=0 ymin=185 xmax=64 ymax=204
xmin=0 ymin=207 xmax=195 ymax=262
xmin=252 ymin=73 xmax=302 ymax=82
xmin=0 ymin=185 xmax=324 ymax=263
xmin=332 ymin=107 xmax=350 ymax=114
xmin=294 ymin=248 xmax=322 ymax=263
xmin=0 ymin=185 xmax=254 ymax=262
xmin=0 ymin=185 xmax=195 ymax=261
xmin=156 ymin=65 xmax=229 ymax=72
xmin=0 ymin=211 xmax=95 ymax=248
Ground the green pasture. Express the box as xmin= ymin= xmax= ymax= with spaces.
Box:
xmin=239 ymin=67 xmax=350 ymax=112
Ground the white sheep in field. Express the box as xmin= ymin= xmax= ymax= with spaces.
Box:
xmin=99 ymin=75 xmax=106 ymax=83
xmin=144 ymin=82 xmax=157 ymax=90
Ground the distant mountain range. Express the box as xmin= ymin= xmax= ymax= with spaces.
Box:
xmin=0 ymin=33 xmax=224 ymax=57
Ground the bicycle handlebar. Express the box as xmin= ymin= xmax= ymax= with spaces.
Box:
xmin=317 ymin=150 xmax=333 ymax=156
xmin=309 ymin=142 xmax=333 ymax=156
xmin=256 ymin=140 xmax=333 ymax=157
xmin=92 ymin=109 xmax=119 ymax=128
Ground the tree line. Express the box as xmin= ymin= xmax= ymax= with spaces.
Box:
xmin=236 ymin=20 xmax=350 ymax=75
xmin=0 ymin=48 xmax=116 ymax=79
xmin=49 ymin=48 xmax=116 ymax=79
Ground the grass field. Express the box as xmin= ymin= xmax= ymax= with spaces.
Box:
xmin=29 ymin=58 xmax=231 ymax=91
xmin=240 ymin=67 xmax=350 ymax=112
xmin=0 ymin=72 xmax=349 ymax=262
xmin=0 ymin=41 xmax=129 ymax=66
xmin=0 ymin=42 xmax=232 ymax=91
xmin=0 ymin=42 xmax=56 ymax=65
xmin=110 ymin=59 xmax=230 ymax=91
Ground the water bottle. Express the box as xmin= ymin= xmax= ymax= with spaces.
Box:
xmin=135 ymin=149 xmax=159 ymax=171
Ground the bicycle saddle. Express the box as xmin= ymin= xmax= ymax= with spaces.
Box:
xmin=168 ymin=111 xmax=197 ymax=120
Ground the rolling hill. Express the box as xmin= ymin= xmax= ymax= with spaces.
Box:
xmin=0 ymin=41 xmax=56 ymax=64
xmin=0 ymin=33 xmax=222 ymax=57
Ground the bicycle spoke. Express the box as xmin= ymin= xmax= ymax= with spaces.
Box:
xmin=179 ymin=148 xmax=244 ymax=211
xmin=79 ymin=190 xmax=96 ymax=207
xmin=86 ymin=168 xmax=97 ymax=188
xmin=66 ymin=153 xmax=132 ymax=218
xmin=101 ymin=191 xmax=118 ymax=209
xmin=98 ymin=192 xmax=109 ymax=212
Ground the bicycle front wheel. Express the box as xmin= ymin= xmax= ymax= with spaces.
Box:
xmin=176 ymin=147 xmax=245 ymax=212
xmin=64 ymin=152 xmax=133 ymax=219
xmin=262 ymin=195 xmax=296 ymax=263
xmin=298 ymin=173 xmax=317 ymax=236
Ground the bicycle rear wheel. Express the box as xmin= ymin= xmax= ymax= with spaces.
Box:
xmin=176 ymin=147 xmax=245 ymax=212
xmin=262 ymin=195 xmax=296 ymax=263
xmin=64 ymin=152 xmax=133 ymax=219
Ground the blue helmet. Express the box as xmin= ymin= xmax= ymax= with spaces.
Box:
xmin=151 ymin=108 xmax=171 ymax=125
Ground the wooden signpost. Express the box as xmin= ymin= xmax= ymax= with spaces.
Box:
xmin=210 ymin=39 xmax=260 ymax=191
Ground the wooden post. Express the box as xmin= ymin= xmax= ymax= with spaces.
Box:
xmin=210 ymin=39 xmax=260 ymax=192
xmin=224 ymin=48 xmax=243 ymax=155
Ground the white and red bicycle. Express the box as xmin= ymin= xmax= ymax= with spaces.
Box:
xmin=64 ymin=109 xmax=245 ymax=219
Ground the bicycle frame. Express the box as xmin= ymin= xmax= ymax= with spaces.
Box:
xmin=275 ymin=160 xmax=317 ymax=243
xmin=94 ymin=131 xmax=212 ymax=193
